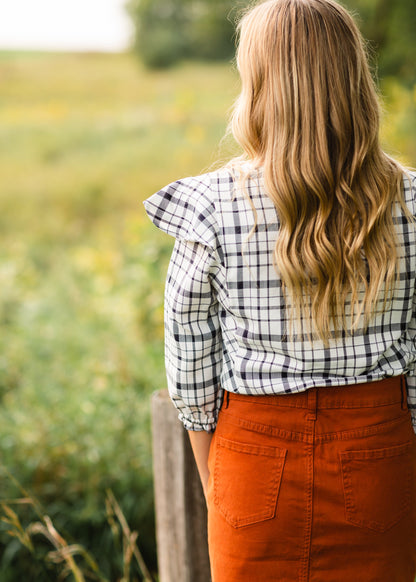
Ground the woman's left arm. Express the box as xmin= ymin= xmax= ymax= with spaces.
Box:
xmin=188 ymin=430 xmax=213 ymax=499
xmin=143 ymin=177 xmax=224 ymax=430
xmin=164 ymin=238 xmax=224 ymax=432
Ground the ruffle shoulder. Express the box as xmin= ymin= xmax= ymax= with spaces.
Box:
xmin=404 ymin=169 xmax=416 ymax=215
xmin=143 ymin=174 xmax=218 ymax=250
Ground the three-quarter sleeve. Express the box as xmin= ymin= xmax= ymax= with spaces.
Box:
xmin=405 ymin=285 xmax=416 ymax=433
xmin=406 ymin=375 xmax=416 ymax=434
xmin=405 ymin=171 xmax=416 ymax=434
xmin=143 ymin=177 xmax=223 ymax=431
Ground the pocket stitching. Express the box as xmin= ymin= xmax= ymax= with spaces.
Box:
xmin=216 ymin=435 xmax=287 ymax=458
xmin=214 ymin=437 xmax=287 ymax=528
xmin=339 ymin=442 xmax=412 ymax=533
xmin=340 ymin=441 xmax=412 ymax=460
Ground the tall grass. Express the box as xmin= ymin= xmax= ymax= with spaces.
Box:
xmin=0 ymin=469 xmax=154 ymax=581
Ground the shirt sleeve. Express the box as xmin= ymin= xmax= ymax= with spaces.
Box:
xmin=405 ymin=284 xmax=416 ymax=433
xmin=406 ymin=372 xmax=416 ymax=434
xmin=405 ymin=171 xmax=416 ymax=434
xmin=143 ymin=177 xmax=223 ymax=432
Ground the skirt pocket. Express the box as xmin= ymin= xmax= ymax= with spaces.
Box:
xmin=339 ymin=441 xmax=413 ymax=533
xmin=213 ymin=435 xmax=287 ymax=528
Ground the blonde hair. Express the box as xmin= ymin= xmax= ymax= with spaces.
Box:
xmin=230 ymin=0 xmax=408 ymax=342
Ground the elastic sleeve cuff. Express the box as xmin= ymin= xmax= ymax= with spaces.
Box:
xmin=178 ymin=411 xmax=217 ymax=433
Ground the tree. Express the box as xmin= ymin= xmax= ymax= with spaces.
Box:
xmin=127 ymin=0 xmax=415 ymax=84
xmin=126 ymin=0 xmax=244 ymax=68
xmin=344 ymin=0 xmax=415 ymax=85
xmin=127 ymin=0 xmax=188 ymax=68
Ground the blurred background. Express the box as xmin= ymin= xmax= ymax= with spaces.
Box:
xmin=0 ymin=0 xmax=414 ymax=580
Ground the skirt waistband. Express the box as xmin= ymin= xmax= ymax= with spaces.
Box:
xmin=225 ymin=376 xmax=408 ymax=412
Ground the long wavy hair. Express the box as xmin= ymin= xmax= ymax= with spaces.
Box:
xmin=230 ymin=0 xmax=408 ymax=342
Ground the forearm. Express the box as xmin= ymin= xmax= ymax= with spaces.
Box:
xmin=188 ymin=430 xmax=213 ymax=498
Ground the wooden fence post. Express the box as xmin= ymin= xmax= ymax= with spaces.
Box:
xmin=151 ymin=390 xmax=211 ymax=582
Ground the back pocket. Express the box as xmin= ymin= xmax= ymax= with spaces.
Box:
xmin=213 ymin=435 xmax=287 ymax=528
xmin=339 ymin=441 xmax=413 ymax=533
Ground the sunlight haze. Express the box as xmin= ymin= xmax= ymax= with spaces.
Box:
xmin=0 ymin=0 xmax=132 ymax=52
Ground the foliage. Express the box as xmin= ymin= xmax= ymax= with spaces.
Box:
xmin=0 ymin=480 xmax=154 ymax=582
xmin=380 ymin=79 xmax=416 ymax=164
xmin=126 ymin=0 xmax=243 ymax=68
xmin=0 ymin=51 xmax=237 ymax=581
xmin=0 ymin=50 xmax=413 ymax=580
xmin=126 ymin=0 xmax=415 ymax=85
xmin=127 ymin=0 xmax=187 ymax=68
xmin=344 ymin=0 xmax=416 ymax=85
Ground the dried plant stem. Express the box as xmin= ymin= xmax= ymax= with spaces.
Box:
xmin=0 ymin=469 xmax=153 ymax=582
xmin=29 ymin=517 xmax=86 ymax=582
xmin=106 ymin=489 xmax=155 ymax=582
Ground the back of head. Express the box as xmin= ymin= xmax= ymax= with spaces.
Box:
xmin=231 ymin=0 xmax=407 ymax=342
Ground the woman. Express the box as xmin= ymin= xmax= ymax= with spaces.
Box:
xmin=144 ymin=0 xmax=416 ymax=580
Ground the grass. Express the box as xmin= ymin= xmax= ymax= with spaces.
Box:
xmin=0 ymin=474 xmax=154 ymax=582
xmin=0 ymin=50 xmax=239 ymax=581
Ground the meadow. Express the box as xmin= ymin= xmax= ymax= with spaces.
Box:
xmin=0 ymin=51 xmax=414 ymax=581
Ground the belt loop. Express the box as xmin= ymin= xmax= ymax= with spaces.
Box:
xmin=401 ymin=376 xmax=408 ymax=411
xmin=306 ymin=388 xmax=317 ymax=420
xmin=222 ymin=389 xmax=230 ymax=410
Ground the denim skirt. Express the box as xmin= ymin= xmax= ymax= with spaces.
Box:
xmin=206 ymin=376 xmax=416 ymax=582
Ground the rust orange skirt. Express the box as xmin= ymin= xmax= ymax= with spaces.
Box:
xmin=206 ymin=377 xmax=416 ymax=582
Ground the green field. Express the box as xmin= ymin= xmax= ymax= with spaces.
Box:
xmin=0 ymin=51 xmax=414 ymax=580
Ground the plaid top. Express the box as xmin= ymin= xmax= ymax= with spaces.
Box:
xmin=144 ymin=167 xmax=416 ymax=433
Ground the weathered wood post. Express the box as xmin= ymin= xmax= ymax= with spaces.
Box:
xmin=151 ymin=390 xmax=211 ymax=582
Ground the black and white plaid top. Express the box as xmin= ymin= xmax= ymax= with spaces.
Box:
xmin=144 ymin=167 xmax=416 ymax=433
